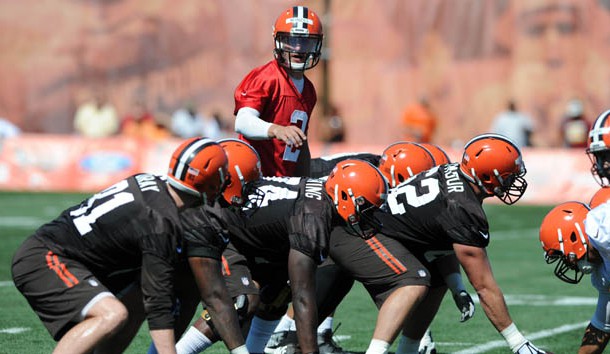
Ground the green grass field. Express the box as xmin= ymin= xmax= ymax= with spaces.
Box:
xmin=0 ymin=192 xmax=596 ymax=353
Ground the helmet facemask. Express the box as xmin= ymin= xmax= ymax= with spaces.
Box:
xmin=544 ymin=249 xmax=588 ymax=284
xmin=587 ymin=150 xmax=610 ymax=186
xmin=492 ymin=166 xmax=528 ymax=205
xmin=274 ymin=33 xmax=322 ymax=71
xmin=334 ymin=185 xmax=384 ymax=240
xmin=543 ymin=220 xmax=590 ymax=284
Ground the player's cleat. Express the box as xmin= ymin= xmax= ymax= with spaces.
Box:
xmin=317 ymin=324 xmax=357 ymax=354
xmin=264 ymin=325 xmax=356 ymax=354
xmin=318 ymin=329 xmax=343 ymax=354
xmin=418 ymin=329 xmax=437 ymax=354
xmin=264 ymin=330 xmax=299 ymax=354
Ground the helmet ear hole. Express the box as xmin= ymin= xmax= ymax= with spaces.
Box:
xmin=397 ymin=174 xmax=405 ymax=183
xmin=341 ymin=190 xmax=349 ymax=201
xmin=570 ymin=232 xmax=577 ymax=242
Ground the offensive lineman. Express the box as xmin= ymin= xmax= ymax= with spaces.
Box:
xmin=11 ymin=138 xmax=248 ymax=354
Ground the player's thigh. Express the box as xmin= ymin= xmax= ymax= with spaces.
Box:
xmin=222 ymin=244 xmax=259 ymax=297
xmin=12 ymin=235 xmax=115 ymax=340
xmin=329 ymin=228 xmax=432 ymax=307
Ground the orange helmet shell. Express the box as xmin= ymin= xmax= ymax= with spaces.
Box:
xmin=420 ymin=143 xmax=451 ymax=165
xmin=590 ymin=187 xmax=610 ymax=209
xmin=378 ymin=142 xmax=436 ymax=187
xmin=219 ymin=139 xmax=262 ymax=206
xmin=539 ymin=201 xmax=590 ymax=285
xmin=325 ymin=159 xmax=388 ymax=225
xmin=460 ymin=133 xmax=527 ymax=204
xmin=167 ymin=137 xmax=229 ymax=204
xmin=273 ymin=6 xmax=323 ymax=37
xmin=273 ymin=6 xmax=323 ymax=71
xmin=539 ymin=201 xmax=589 ymax=258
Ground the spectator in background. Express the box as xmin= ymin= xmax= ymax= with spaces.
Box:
xmin=561 ymin=98 xmax=591 ymax=148
xmin=401 ymin=97 xmax=437 ymax=143
xmin=171 ymin=102 xmax=203 ymax=138
xmin=120 ymin=98 xmax=165 ymax=140
xmin=73 ymin=87 xmax=119 ymax=138
xmin=171 ymin=103 xmax=222 ymax=139
xmin=490 ymin=100 xmax=534 ymax=149
xmin=0 ymin=116 xmax=21 ymax=139
xmin=211 ymin=111 xmax=235 ymax=139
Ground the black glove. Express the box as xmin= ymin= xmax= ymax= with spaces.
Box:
xmin=452 ymin=290 xmax=475 ymax=322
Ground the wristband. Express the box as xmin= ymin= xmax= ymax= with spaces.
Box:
xmin=229 ymin=344 xmax=249 ymax=354
xmin=500 ymin=323 xmax=527 ymax=352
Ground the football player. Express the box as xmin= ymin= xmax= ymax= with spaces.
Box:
xmin=234 ymin=5 xmax=323 ymax=178
xmin=265 ymin=142 xmax=474 ymax=354
xmin=175 ymin=153 xmax=389 ymax=354
xmin=538 ymin=108 xmax=610 ymax=354
xmin=539 ymin=199 xmax=609 ymax=354
xmin=361 ymin=134 xmax=550 ymax=354
xmin=11 ymin=138 xmax=248 ymax=354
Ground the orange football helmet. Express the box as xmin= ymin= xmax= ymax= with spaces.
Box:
xmin=460 ymin=133 xmax=527 ymax=204
xmin=219 ymin=139 xmax=262 ymax=207
xmin=420 ymin=143 xmax=451 ymax=165
xmin=587 ymin=110 xmax=610 ymax=186
xmin=539 ymin=201 xmax=590 ymax=284
xmin=325 ymin=159 xmax=388 ymax=239
xmin=167 ymin=137 xmax=229 ymax=205
xmin=589 ymin=187 xmax=610 ymax=209
xmin=273 ymin=6 xmax=323 ymax=71
xmin=378 ymin=142 xmax=436 ymax=187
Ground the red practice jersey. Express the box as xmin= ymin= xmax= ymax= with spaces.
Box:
xmin=234 ymin=60 xmax=316 ymax=177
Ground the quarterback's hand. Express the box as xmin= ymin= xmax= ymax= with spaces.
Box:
xmin=269 ymin=124 xmax=306 ymax=147
xmin=453 ymin=290 xmax=475 ymax=322
xmin=514 ymin=341 xmax=552 ymax=354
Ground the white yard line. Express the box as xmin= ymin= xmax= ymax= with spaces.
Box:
xmin=0 ymin=216 xmax=46 ymax=228
xmin=0 ymin=327 xmax=29 ymax=334
xmin=453 ymin=321 xmax=589 ymax=354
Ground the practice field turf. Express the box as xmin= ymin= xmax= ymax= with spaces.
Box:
xmin=0 ymin=192 xmax=597 ymax=353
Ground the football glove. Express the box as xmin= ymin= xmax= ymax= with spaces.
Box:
xmin=514 ymin=341 xmax=551 ymax=354
xmin=452 ymin=290 xmax=475 ymax=322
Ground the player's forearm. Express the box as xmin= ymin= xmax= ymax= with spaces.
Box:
xmin=292 ymin=292 xmax=318 ymax=353
xmin=235 ymin=107 xmax=272 ymax=139
xmin=477 ymin=285 xmax=513 ymax=332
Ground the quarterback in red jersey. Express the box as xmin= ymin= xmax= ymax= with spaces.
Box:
xmin=234 ymin=5 xmax=323 ymax=177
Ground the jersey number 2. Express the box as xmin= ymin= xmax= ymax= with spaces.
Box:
xmin=282 ymin=110 xmax=309 ymax=162
xmin=387 ymin=177 xmax=440 ymax=214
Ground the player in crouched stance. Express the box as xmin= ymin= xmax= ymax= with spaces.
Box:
xmin=174 ymin=143 xmax=389 ymax=354
xmin=368 ymin=134 xmax=550 ymax=354
xmin=11 ymin=138 xmax=247 ymax=354
xmin=536 ymin=109 xmax=610 ymax=354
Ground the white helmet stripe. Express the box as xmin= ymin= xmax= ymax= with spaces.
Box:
xmin=174 ymin=138 xmax=215 ymax=181
xmin=589 ymin=110 xmax=610 ymax=149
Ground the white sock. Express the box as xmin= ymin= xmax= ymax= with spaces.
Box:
xmin=395 ymin=335 xmax=420 ymax=354
xmin=317 ymin=316 xmax=333 ymax=334
xmin=274 ymin=314 xmax=296 ymax=333
xmin=246 ymin=316 xmax=281 ymax=353
xmin=176 ymin=326 xmax=214 ymax=354
xmin=365 ymin=339 xmax=390 ymax=354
